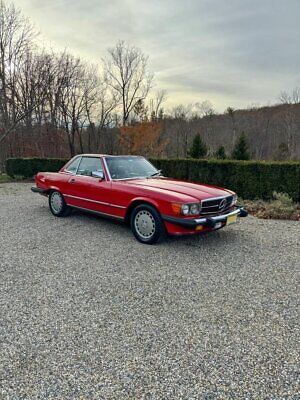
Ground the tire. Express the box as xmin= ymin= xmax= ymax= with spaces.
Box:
xmin=48 ymin=190 xmax=71 ymax=217
xmin=130 ymin=204 xmax=166 ymax=244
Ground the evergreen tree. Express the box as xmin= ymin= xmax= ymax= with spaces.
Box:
xmin=189 ymin=134 xmax=207 ymax=159
xmin=273 ymin=142 xmax=289 ymax=161
xmin=158 ymin=108 xmax=164 ymax=120
xmin=150 ymin=111 xmax=156 ymax=122
xmin=231 ymin=133 xmax=250 ymax=160
xmin=215 ymin=146 xmax=226 ymax=159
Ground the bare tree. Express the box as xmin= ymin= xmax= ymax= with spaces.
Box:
xmin=103 ymin=40 xmax=153 ymax=126
xmin=169 ymin=104 xmax=195 ymax=157
xmin=196 ymin=100 xmax=215 ymax=118
xmin=84 ymin=70 xmax=119 ymax=151
xmin=149 ymin=89 xmax=167 ymax=119
xmin=279 ymin=88 xmax=300 ymax=104
xmin=0 ymin=0 xmax=36 ymax=145
xmin=226 ymin=106 xmax=237 ymax=146
xmin=58 ymin=53 xmax=90 ymax=155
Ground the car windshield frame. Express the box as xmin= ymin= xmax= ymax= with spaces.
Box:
xmin=104 ymin=156 xmax=159 ymax=181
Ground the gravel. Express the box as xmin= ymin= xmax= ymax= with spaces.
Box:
xmin=0 ymin=182 xmax=299 ymax=399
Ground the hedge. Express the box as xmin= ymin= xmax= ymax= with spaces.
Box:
xmin=6 ymin=158 xmax=68 ymax=179
xmin=5 ymin=157 xmax=300 ymax=201
xmin=149 ymin=159 xmax=300 ymax=201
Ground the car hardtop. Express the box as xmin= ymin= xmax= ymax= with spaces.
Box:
xmin=72 ymin=154 xmax=145 ymax=158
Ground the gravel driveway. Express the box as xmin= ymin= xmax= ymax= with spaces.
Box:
xmin=0 ymin=182 xmax=299 ymax=399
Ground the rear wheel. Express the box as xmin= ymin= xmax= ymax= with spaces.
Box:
xmin=130 ymin=204 xmax=165 ymax=244
xmin=49 ymin=191 xmax=71 ymax=217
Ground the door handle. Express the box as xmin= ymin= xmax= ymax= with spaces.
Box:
xmin=69 ymin=178 xmax=76 ymax=183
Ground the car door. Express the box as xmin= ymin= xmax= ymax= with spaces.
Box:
xmin=64 ymin=156 xmax=114 ymax=215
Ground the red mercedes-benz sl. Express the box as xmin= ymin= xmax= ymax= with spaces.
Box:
xmin=31 ymin=154 xmax=248 ymax=244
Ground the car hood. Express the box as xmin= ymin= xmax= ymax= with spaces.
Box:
xmin=123 ymin=177 xmax=233 ymax=202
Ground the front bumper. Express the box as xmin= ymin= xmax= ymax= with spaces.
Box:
xmin=162 ymin=207 xmax=248 ymax=229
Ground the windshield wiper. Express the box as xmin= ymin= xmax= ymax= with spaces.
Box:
xmin=148 ymin=170 xmax=162 ymax=177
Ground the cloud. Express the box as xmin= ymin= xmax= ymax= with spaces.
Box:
xmin=16 ymin=0 xmax=300 ymax=111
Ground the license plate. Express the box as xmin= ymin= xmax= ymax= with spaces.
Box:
xmin=226 ymin=214 xmax=238 ymax=226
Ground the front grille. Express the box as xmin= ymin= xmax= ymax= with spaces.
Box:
xmin=201 ymin=195 xmax=233 ymax=215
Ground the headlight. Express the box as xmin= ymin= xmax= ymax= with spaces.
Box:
xmin=172 ymin=202 xmax=201 ymax=216
xmin=181 ymin=203 xmax=200 ymax=216
xmin=190 ymin=203 xmax=200 ymax=215
xmin=182 ymin=204 xmax=190 ymax=215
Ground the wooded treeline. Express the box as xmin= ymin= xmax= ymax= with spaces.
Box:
xmin=0 ymin=1 xmax=299 ymax=170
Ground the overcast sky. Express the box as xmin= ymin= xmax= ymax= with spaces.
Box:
xmin=15 ymin=0 xmax=300 ymax=112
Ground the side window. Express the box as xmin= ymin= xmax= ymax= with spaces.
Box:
xmin=77 ymin=157 xmax=103 ymax=177
xmin=65 ymin=157 xmax=81 ymax=174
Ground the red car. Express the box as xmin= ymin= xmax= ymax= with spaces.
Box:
xmin=31 ymin=154 xmax=248 ymax=244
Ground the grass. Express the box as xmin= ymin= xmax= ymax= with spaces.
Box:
xmin=240 ymin=192 xmax=300 ymax=221
xmin=0 ymin=174 xmax=14 ymax=183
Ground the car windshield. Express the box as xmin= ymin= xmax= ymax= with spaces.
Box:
xmin=105 ymin=156 xmax=159 ymax=180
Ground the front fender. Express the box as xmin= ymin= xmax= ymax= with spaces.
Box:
xmin=47 ymin=185 xmax=61 ymax=193
xmin=125 ymin=197 xmax=161 ymax=223
xmin=128 ymin=196 xmax=160 ymax=210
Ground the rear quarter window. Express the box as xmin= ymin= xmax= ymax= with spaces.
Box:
xmin=65 ymin=157 xmax=81 ymax=173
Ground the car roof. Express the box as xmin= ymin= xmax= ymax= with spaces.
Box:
xmin=77 ymin=154 xmax=142 ymax=158
xmin=76 ymin=154 xmax=108 ymax=158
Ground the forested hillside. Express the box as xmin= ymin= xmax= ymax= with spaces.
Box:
xmin=162 ymin=103 xmax=300 ymax=160
xmin=2 ymin=103 xmax=300 ymax=164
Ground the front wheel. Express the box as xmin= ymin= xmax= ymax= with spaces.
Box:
xmin=49 ymin=191 xmax=71 ymax=217
xmin=130 ymin=204 xmax=165 ymax=244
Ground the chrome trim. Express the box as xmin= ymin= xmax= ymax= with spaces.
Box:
xmin=102 ymin=157 xmax=112 ymax=181
xmin=70 ymin=205 xmax=124 ymax=220
xmin=75 ymin=156 xmax=82 ymax=174
xmin=63 ymin=194 xmax=126 ymax=209
xmin=71 ymin=173 xmax=104 ymax=180
xmin=200 ymin=194 xmax=234 ymax=215
xmin=162 ymin=207 xmax=246 ymax=229
xmin=195 ymin=208 xmax=240 ymax=224
xmin=201 ymin=195 xmax=232 ymax=202
xmin=61 ymin=171 xmax=76 ymax=175
xmin=202 ymin=204 xmax=224 ymax=208
xmin=198 ymin=206 xmax=232 ymax=216
xmin=111 ymin=176 xmax=147 ymax=181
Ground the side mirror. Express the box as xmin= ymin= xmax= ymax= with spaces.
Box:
xmin=91 ymin=171 xmax=105 ymax=180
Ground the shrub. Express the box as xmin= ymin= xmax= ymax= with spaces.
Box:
xmin=215 ymin=146 xmax=226 ymax=159
xmin=241 ymin=192 xmax=299 ymax=220
xmin=0 ymin=174 xmax=13 ymax=183
xmin=189 ymin=134 xmax=207 ymax=159
xmin=6 ymin=158 xmax=68 ymax=178
xmin=268 ymin=191 xmax=295 ymax=218
xmin=231 ymin=133 xmax=250 ymax=160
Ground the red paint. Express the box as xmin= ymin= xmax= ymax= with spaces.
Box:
xmin=34 ymin=155 xmax=239 ymax=236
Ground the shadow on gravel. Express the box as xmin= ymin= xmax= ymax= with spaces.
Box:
xmin=34 ymin=204 xmax=243 ymax=251
xmin=165 ymin=228 xmax=240 ymax=248
xmin=70 ymin=208 xmax=241 ymax=248
xmin=71 ymin=208 xmax=125 ymax=227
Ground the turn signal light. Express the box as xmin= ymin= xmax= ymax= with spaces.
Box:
xmin=171 ymin=203 xmax=182 ymax=214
